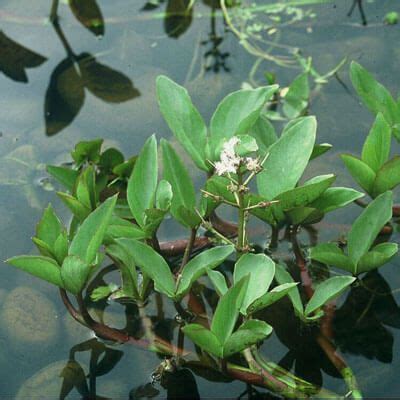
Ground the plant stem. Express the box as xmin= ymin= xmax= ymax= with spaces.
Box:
xmin=178 ymin=228 xmax=197 ymax=274
xmin=269 ymin=226 xmax=279 ymax=249
xmin=49 ymin=0 xmax=59 ymax=23
xmin=290 ymin=226 xmax=314 ymax=299
xmin=236 ymin=172 xmax=246 ymax=258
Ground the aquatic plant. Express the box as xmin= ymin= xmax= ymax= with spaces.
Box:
xmin=5 ymin=63 xmax=399 ymax=399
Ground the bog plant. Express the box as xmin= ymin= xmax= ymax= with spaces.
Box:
xmin=5 ymin=62 xmax=399 ymax=399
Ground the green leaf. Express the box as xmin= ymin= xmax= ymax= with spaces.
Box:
xmin=249 ymin=114 xmax=277 ymax=155
xmin=176 ymin=245 xmax=234 ymax=299
xmin=341 ymin=154 xmax=376 ymax=194
xmin=357 ymin=242 xmax=398 ymax=274
xmin=161 ymin=139 xmax=200 ymax=228
xmin=91 ymin=284 xmax=118 ymax=301
xmin=235 ymin=134 xmax=258 ymax=157
xmin=350 ymin=62 xmax=400 ymax=137
xmin=285 ymin=207 xmax=323 ymax=225
xmin=310 ymin=143 xmax=332 ymax=160
xmin=305 ymin=276 xmax=356 ymax=316
xmin=207 ymin=270 xmax=228 ymax=296
xmin=35 ymin=204 xmax=63 ymax=249
xmin=99 ymin=148 xmax=124 ymax=172
xmin=274 ymin=263 xmax=303 ymax=316
xmin=156 ymin=180 xmax=173 ymax=211
xmin=233 ymin=253 xmax=275 ymax=314
xmin=71 ymin=139 xmax=103 ymax=166
xmin=273 ymin=174 xmax=335 ymax=213
xmin=209 ymin=85 xmax=278 ymax=160
xmin=310 ymin=187 xmax=364 ymax=213
xmin=348 ymin=191 xmax=393 ymax=267
xmin=247 ymin=283 xmax=299 ymax=314
xmin=61 ymin=255 xmax=91 ymax=295
xmin=127 ymin=135 xmax=158 ymax=228
xmin=69 ymin=195 xmax=117 ymax=265
xmin=211 ymin=276 xmax=249 ymax=344
xmin=372 ymin=156 xmax=400 ymax=197
xmin=116 ymin=239 xmax=175 ymax=297
xmin=54 ymin=231 xmax=69 ymax=265
xmin=223 ymin=320 xmax=273 ymax=358
xmin=6 ymin=255 xmax=63 ymax=288
xmin=57 ymin=192 xmax=91 ymax=221
xmin=75 ymin=166 xmax=97 ymax=209
xmin=257 ymin=117 xmax=316 ymax=199
xmin=310 ymin=243 xmax=355 ymax=273
xmin=105 ymin=216 xmax=147 ymax=242
xmin=361 ymin=113 xmax=391 ymax=172
xmin=106 ymin=242 xmax=139 ymax=299
xmin=46 ymin=165 xmax=79 ymax=192
xmin=156 ymin=75 xmax=209 ymax=171
xmin=181 ymin=324 xmax=222 ymax=358
xmin=282 ymin=72 xmax=309 ymax=119
xmin=32 ymin=237 xmax=54 ymax=258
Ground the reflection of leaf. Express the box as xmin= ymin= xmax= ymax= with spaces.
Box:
xmin=164 ymin=0 xmax=193 ymax=38
xmin=163 ymin=369 xmax=200 ymax=399
xmin=60 ymin=360 xmax=89 ymax=399
xmin=78 ymin=53 xmax=140 ymax=103
xmin=334 ymin=271 xmax=399 ymax=363
xmin=44 ymin=57 xmax=85 ymax=136
xmin=44 ymin=53 xmax=139 ymax=135
xmin=141 ymin=0 xmax=165 ymax=10
xmin=69 ymin=0 xmax=105 ymax=37
xmin=94 ymin=348 xmax=124 ymax=377
xmin=130 ymin=383 xmax=160 ymax=399
xmin=0 ymin=31 xmax=47 ymax=82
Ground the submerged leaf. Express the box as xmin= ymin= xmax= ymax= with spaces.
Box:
xmin=45 ymin=57 xmax=85 ymax=136
xmin=69 ymin=0 xmax=105 ymax=36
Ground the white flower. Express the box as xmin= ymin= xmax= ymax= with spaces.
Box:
xmin=245 ymin=157 xmax=260 ymax=172
xmin=222 ymin=137 xmax=240 ymax=158
xmin=214 ymin=137 xmax=241 ymax=176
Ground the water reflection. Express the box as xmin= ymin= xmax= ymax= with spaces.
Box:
xmin=45 ymin=17 xmax=139 ymax=136
xmin=0 ymin=31 xmax=47 ymax=83
xmin=348 ymin=0 xmax=367 ymax=25
xmin=334 ymin=271 xmax=400 ymax=363
xmin=141 ymin=0 xmax=231 ymax=72
xmin=50 ymin=0 xmax=104 ymax=37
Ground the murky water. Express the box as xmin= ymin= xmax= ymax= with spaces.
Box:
xmin=1 ymin=0 xmax=400 ymax=398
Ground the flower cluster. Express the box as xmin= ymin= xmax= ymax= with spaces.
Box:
xmin=214 ymin=137 xmax=241 ymax=176
xmin=214 ymin=137 xmax=262 ymax=176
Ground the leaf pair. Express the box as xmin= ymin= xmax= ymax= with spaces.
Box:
xmin=341 ymin=113 xmax=400 ymax=198
xmin=275 ymin=264 xmax=355 ymax=321
xmin=183 ymin=276 xmax=273 ymax=358
xmin=310 ymin=191 xmax=398 ymax=275
xmin=7 ymin=195 xmax=118 ymax=295
xmin=45 ymin=54 xmax=139 ymax=136
xmin=350 ymin=61 xmax=400 ymax=141
xmin=111 ymin=239 xmax=234 ymax=301
xmin=156 ymin=75 xmax=278 ymax=171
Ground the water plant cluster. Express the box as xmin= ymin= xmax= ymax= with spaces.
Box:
xmin=6 ymin=61 xmax=400 ymax=398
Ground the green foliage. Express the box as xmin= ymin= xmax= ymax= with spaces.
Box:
xmin=310 ymin=192 xmax=397 ymax=275
xmin=341 ymin=111 xmax=400 ymax=198
xmin=5 ymin=66 xmax=399 ymax=375
xmin=350 ymin=62 xmax=400 ymax=141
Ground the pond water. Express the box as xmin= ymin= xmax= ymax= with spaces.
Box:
xmin=1 ymin=0 xmax=400 ymax=398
